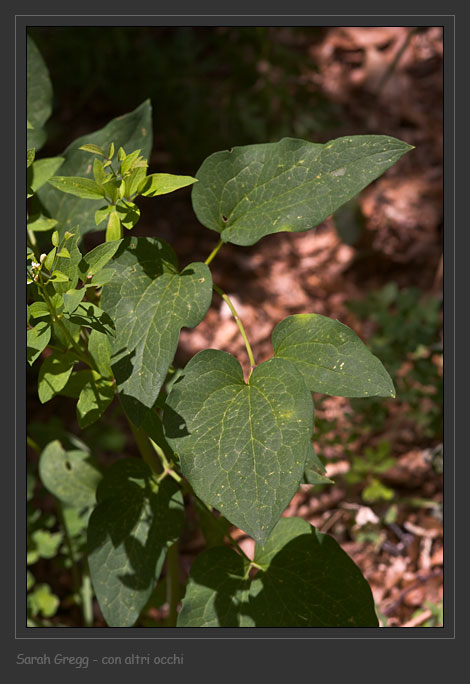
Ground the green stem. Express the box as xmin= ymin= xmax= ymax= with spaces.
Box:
xmin=80 ymin=564 xmax=94 ymax=627
xmin=57 ymin=501 xmax=84 ymax=620
xmin=127 ymin=419 xmax=162 ymax=476
xmin=213 ymin=284 xmax=256 ymax=373
xmin=165 ymin=543 xmax=179 ymax=627
xmin=39 ymin=282 xmax=95 ymax=369
xmin=204 ymin=238 xmax=224 ymax=266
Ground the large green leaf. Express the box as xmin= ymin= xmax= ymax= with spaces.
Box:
xmin=87 ymin=459 xmax=184 ymax=627
xmin=192 ymin=135 xmax=413 ymax=246
xmin=272 ymin=313 xmax=395 ymax=398
xmin=39 ymin=440 xmax=102 ymax=508
xmin=36 ymin=100 xmax=152 ymax=237
xmin=100 ymin=237 xmax=212 ymax=426
xmin=163 ymin=350 xmax=314 ymax=544
xmin=27 ymin=36 xmax=53 ymax=151
xmin=178 ymin=517 xmax=378 ymax=627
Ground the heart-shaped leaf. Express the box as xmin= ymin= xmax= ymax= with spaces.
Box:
xmin=163 ymin=350 xmax=314 ymax=544
xmin=192 ymin=135 xmax=413 ymax=246
xmin=87 ymin=459 xmax=184 ymax=627
xmin=100 ymin=237 xmax=212 ymax=426
xmin=178 ymin=517 xmax=378 ymax=627
xmin=272 ymin=313 xmax=395 ymax=398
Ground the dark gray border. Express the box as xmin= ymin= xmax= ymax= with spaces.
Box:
xmin=6 ymin=3 xmax=460 ymax=680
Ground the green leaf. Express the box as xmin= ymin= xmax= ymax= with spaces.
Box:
xmin=62 ymin=288 xmax=86 ymax=314
xmin=28 ymin=584 xmax=59 ymax=618
xmin=178 ymin=517 xmax=378 ymax=627
xmin=192 ymin=135 xmax=413 ymax=246
xmin=125 ymin=166 xmax=147 ymax=198
xmin=78 ymin=239 xmax=123 ymax=281
xmin=39 ymin=440 xmax=102 ymax=507
xmin=51 ymin=230 xmax=82 ymax=294
xmin=164 ymin=350 xmax=314 ymax=544
xmin=79 ymin=143 xmax=106 ymax=157
xmin=27 ymin=321 xmax=51 ymax=365
xmin=27 ymin=149 xmax=35 ymax=168
xmin=27 ymin=214 xmax=58 ymax=232
xmin=87 ymin=458 xmax=184 ymax=627
xmin=65 ymin=301 xmax=115 ymax=336
xmin=49 ymin=270 xmax=69 ymax=283
xmin=60 ymin=370 xmax=99 ymax=399
xmin=28 ymin=301 xmax=51 ymax=320
xmin=272 ymin=313 xmax=395 ymax=398
xmin=38 ymin=352 xmax=76 ymax=403
xmin=100 ymin=237 xmax=212 ymax=426
xmin=37 ymin=100 xmax=153 ymax=237
xmin=88 ymin=329 xmax=113 ymax=378
xmin=30 ymin=529 xmax=63 ymax=561
xmin=27 ymin=36 xmax=52 ymax=151
xmin=116 ymin=200 xmax=140 ymax=230
xmin=93 ymin=157 xmax=108 ymax=185
xmin=303 ymin=444 xmax=334 ymax=485
xmin=139 ymin=173 xmax=197 ymax=197
xmin=106 ymin=210 xmax=121 ymax=241
xmin=28 ymin=157 xmax=65 ymax=193
xmin=47 ymin=176 xmax=105 ymax=200
xmin=76 ymin=375 xmax=114 ymax=428
xmin=95 ymin=205 xmax=114 ymax=226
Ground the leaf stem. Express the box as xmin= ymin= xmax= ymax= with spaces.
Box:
xmin=39 ymin=281 xmax=96 ymax=370
xmin=165 ymin=543 xmax=179 ymax=627
xmin=213 ymin=284 xmax=256 ymax=373
xmin=56 ymin=501 xmax=84 ymax=621
xmin=127 ymin=419 xmax=163 ymax=476
xmin=80 ymin=564 xmax=94 ymax=627
xmin=204 ymin=238 xmax=224 ymax=266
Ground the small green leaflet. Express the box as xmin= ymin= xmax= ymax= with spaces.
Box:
xmin=78 ymin=239 xmax=123 ymax=281
xmin=163 ymin=350 xmax=314 ymax=544
xmin=39 ymin=440 xmax=102 ymax=508
xmin=192 ymin=135 xmax=413 ymax=246
xmin=272 ymin=313 xmax=395 ymax=398
xmin=87 ymin=459 xmax=184 ymax=627
xmin=76 ymin=375 xmax=115 ymax=429
xmin=100 ymin=237 xmax=212 ymax=426
xmin=37 ymin=352 xmax=76 ymax=403
xmin=47 ymin=176 xmax=105 ymax=200
xmin=303 ymin=444 xmax=333 ymax=486
xmin=139 ymin=173 xmax=197 ymax=197
xmin=178 ymin=517 xmax=378 ymax=627
xmin=27 ymin=322 xmax=51 ymax=365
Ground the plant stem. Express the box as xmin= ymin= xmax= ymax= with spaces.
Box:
xmin=39 ymin=281 xmax=95 ymax=369
xmin=80 ymin=564 xmax=94 ymax=627
xmin=165 ymin=543 xmax=179 ymax=627
xmin=56 ymin=501 xmax=84 ymax=621
xmin=213 ymin=284 xmax=256 ymax=373
xmin=204 ymin=238 xmax=224 ymax=266
xmin=127 ymin=419 xmax=163 ymax=476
